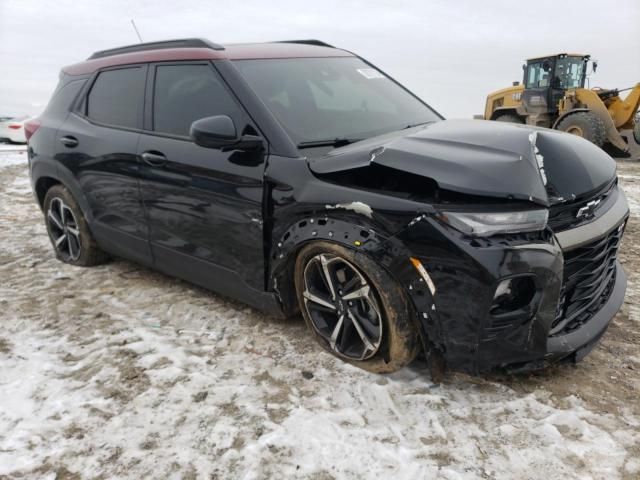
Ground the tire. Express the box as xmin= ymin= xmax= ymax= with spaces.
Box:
xmin=556 ymin=111 xmax=606 ymax=147
xmin=43 ymin=185 xmax=109 ymax=266
xmin=495 ymin=113 xmax=524 ymax=124
xmin=294 ymin=241 xmax=419 ymax=373
xmin=633 ymin=119 xmax=640 ymax=145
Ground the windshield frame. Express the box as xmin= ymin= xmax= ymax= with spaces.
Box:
xmin=232 ymin=56 xmax=444 ymax=149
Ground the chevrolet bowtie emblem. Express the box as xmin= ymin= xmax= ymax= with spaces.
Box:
xmin=576 ymin=198 xmax=601 ymax=219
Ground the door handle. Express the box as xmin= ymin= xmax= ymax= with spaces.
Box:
xmin=60 ymin=136 xmax=79 ymax=148
xmin=141 ymin=151 xmax=167 ymax=167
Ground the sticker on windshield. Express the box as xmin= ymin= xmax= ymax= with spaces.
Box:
xmin=357 ymin=68 xmax=385 ymax=79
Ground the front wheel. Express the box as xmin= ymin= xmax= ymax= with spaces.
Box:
xmin=294 ymin=241 xmax=419 ymax=373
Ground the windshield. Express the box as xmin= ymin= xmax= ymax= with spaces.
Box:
xmin=233 ymin=57 xmax=441 ymax=146
xmin=554 ymin=57 xmax=586 ymax=89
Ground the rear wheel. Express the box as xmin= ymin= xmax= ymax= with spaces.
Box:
xmin=294 ymin=241 xmax=419 ymax=373
xmin=633 ymin=118 xmax=640 ymax=144
xmin=43 ymin=185 xmax=108 ymax=266
xmin=556 ymin=111 xmax=606 ymax=147
xmin=495 ymin=113 xmax=524 ymax=124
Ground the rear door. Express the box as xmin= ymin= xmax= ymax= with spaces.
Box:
xmin=137 ymin=61 xmax=267 ymax=294
xmin=56 ymin=65 xmax=152 ymax=264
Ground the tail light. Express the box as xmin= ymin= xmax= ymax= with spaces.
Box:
xmin=24 ymin=119 xmax=41 ymax=141
xmin=8 ymin=124 xmax=22 ymax=130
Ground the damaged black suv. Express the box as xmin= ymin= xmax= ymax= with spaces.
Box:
xmin=28 ymin=39 xmax=628 ymax=376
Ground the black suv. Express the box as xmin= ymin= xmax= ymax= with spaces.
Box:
xmin=27 ymin=39 xmax=628 ymax=376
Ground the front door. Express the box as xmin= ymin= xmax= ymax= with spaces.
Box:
xmin=522 ymin=59 xmax=553 ymax=115
xmin=137 ymin=62 xmax=267 ymax=295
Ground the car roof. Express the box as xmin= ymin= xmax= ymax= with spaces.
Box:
xmin=62 ymin=39 xmax=354 ymax=76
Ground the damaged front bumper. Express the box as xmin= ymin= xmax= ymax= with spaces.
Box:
xmin=394 ymin=186 xmax=629 ymax=375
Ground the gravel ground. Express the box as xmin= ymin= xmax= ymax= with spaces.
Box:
xmin=0 ymin=148 xmax=639 ymax=479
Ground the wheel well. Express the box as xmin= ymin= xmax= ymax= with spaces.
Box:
xmin=270 ymin=216 xmax=384 ymax=318
xmin=551 ymin=108 xmax=591 ymax=129
xmin=35 ymin=177 xmax=61 ymax=209
xmin=491 ymin=109 xmax=521 ymax=121
xmin=272 ymin=241 xmax=306 ymax=318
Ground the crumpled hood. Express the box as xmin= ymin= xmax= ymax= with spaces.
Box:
xmin=308 ymin=119 xmax=617 ymax=207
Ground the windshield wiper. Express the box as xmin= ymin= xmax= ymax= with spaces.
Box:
xmin=403 ymin=121 xmax=436 ymax=130
xmin=297 ymin=138 xmax=361 ymax=149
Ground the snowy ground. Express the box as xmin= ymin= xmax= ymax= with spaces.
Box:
xmin=0 ymin=148 xmax=639 ymax=479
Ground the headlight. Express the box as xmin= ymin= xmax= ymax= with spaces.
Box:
xmin=438 ymin=209 xmax=548 ymax=237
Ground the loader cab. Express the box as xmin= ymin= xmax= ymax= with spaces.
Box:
xmin=521 ymin=54 xmax=589 ymax=116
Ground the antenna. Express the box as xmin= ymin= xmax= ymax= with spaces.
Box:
xmin=130 ymin=19 xmax=143 ymax=43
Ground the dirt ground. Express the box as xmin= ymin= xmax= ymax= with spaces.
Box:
xmin=0 ymin=149 xmax=639 ymax=479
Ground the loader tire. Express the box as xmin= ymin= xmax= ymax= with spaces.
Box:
xmin=495 ymin=113 xmax=524 ymax=124
xmin=633 ymin=119 xmax=640 ymax=145
xmin=556 ymin=111 xmax=606 ymax=147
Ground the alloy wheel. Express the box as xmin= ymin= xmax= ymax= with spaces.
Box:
xmin=302 ymin=253 xmax=383 ymax=360
xmin=47 ymin=197 xmax=81 ymax=261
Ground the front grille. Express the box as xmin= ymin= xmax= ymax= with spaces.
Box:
xmin=551 ymin=222 xmax=624 ymax=336
xmin=548 ymin=181 xmax=615 ymax=232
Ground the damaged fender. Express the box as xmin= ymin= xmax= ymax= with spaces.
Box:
xmin=268 ymin=201 xmax=444 ymax=364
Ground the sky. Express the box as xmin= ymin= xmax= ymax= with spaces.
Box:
xmin=1 ymin=0 xmax=639 ymax=119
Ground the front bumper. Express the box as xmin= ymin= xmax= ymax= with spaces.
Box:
xmin=547 ymin=262 xmax=626 ymax=361
xmin=395 ymin=186 xmax=629 ymax=375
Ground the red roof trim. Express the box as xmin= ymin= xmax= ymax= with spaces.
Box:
xmin=223 ymin=43 xmax=353 ymax=60
xmin=62 ymin=48 xmax=226 ymax=75
xmin=62 ymin=43 xmax=355 ymax=76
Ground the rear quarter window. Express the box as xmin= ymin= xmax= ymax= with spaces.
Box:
xmin=86 ymin=67 xmax=145 ymax=129
xmin=43 ymin=79 xmax=86 ymax=117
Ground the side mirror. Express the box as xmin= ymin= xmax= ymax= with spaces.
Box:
xmin=592 ymin=61 xmax=598 ymax=73
xmin=190 ymin=115 xmax=238 ymax=148
xmin=190 ymin=115 xmax=264 ymax=152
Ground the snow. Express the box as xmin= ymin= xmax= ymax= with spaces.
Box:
xmin=0 ymin=144 xmax=27 ymax=165
xmin=0 ymin=150 xmax=639 ymax=479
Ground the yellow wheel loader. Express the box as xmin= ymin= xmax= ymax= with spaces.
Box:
xmin=483 ymin=54 xmax=640 ymax=153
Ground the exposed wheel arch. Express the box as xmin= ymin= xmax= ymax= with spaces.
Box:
xmin=270 ymin=214 xmax=447 ymax=374
xmin=270 ymin=215 xmax=385 ymax=318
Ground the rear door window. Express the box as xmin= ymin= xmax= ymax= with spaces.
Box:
xmin=152 ymin=64 xmax=243 ymax=137
xmin=87 ymin=67 xmax=145 ymax=129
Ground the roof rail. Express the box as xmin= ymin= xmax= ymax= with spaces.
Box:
xmin=274 ymin=39 xmax=334 ymax=48
xmin=87 ymin=38 xmax=225 ymax=60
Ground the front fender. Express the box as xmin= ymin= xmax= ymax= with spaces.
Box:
xmin=269 ymin=213 xmax=441 ymax=360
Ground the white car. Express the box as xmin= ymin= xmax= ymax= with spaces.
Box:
xmin=0 ymin=116 xmax=29 ymax=144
